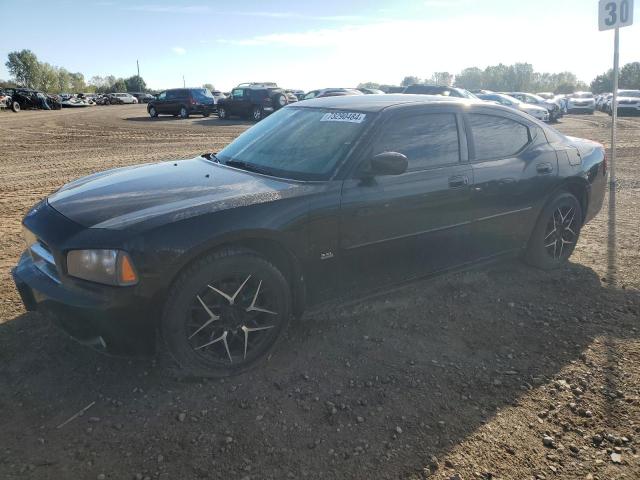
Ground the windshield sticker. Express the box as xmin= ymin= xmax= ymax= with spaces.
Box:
xmin=320 ymin=112 xmax=366 ymax=123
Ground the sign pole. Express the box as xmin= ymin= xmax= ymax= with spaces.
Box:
xmin=610 ymin=26 xmax=619 ymax=188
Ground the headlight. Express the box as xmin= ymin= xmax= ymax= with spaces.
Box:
xmin=66 ymin=250 xmax=138 ymax=286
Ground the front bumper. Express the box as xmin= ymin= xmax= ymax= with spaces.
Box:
xmin=12 ymin=251 xmax=156 ymax=355
xmin=616 ymin=105 xmax=640 ymax=115
xmin=568 ymin=104 xmax=595 ymax=113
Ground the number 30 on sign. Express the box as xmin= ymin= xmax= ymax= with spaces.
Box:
xmin=599 ymin=0 xmax=634 ymax=30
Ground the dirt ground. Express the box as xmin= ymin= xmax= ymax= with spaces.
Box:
xmin=0 ymin=105 xmax=638 ymax=480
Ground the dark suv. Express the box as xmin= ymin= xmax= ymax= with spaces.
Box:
xmin=217 ymin=84 xmax=297 ymax=121
xmin=147 ymin=88 xmax=216 ymax=119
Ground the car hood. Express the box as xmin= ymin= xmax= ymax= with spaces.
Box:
xmin=48 ymin=157 xmax=313 ymax=230
xmin=521 ymin=104 xmax=547 ymax=113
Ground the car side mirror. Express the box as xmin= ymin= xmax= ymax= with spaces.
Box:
xmin=369 ymin=152 xmax=408 ymax=176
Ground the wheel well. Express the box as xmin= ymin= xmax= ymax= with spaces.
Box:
xmin=561 ymin=180 xmax=589 ymax=224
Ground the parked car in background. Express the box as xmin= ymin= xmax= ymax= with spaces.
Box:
xmin=217 ymin=84 xmax=295 ymax=121
xmin=211 ymin=90 xmax=226 ymax=104
xmin=357 ymin=87 xmax=385 ymax=95
xmin=289 ymin=89 xmax=306 ymax=100
xmin=111 ymin=93 xmax=138 ymax=104
xmin=537 ymin=92 xmax=555 ymax=100
xmin=0 ymin=89 xmax=11 ymax=110
xmin=3 ymin=88 xmax=61 ymax=111
xmin=566 ymin=92 xmax=595 ymax=114
xmin=402 ymin=84 xmax=478 ymax=99
xmin=596 ymin=93 xmax=610 ymax=111
xmin=554 ymin=94 xmax=569 ymax=114
xmin=609 ymin=90 xmax=640 ymax=116
xmin=12 ymin=94 xmax=606 ymax=376
xmin=131 ymin=92 xmax=155 ymax=103
xmin=477 ymin=93 xmax=549 ymax=122
xmin=303 ymin=88 xmax=363 ymax=100
xmin=505 ymin=92 xmax=561 ymax=122
xmin=147 ymin=88 xmax=216 ymax=119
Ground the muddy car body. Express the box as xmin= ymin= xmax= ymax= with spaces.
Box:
xmin=13 ymin=95 xmax=607 ymax=376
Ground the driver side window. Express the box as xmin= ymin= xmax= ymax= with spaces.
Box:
xmin=157 ymin=92 xmax=166 ymax=100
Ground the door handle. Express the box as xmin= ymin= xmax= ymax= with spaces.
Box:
xmin=536 ymin=162 xmax=553 ymax=174
xmin=448 ymin=175 xmax=469 ymax=189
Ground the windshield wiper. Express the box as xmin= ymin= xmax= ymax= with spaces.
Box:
xmin=201 ymin=152 xmax=220 ymax=163
xmin=225 ymin=159 xmax=272 ymax=176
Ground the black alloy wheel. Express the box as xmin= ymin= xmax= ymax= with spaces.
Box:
xmin=525 ymin=192 xmax=582 ymax=270
xmin=161 ymin=249 xmax=290 ymax=377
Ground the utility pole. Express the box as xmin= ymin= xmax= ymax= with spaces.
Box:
xmin=137 ymin=59 xmax=141 ymax=92
xmin=183 ymin=75 xmax=186 ymax=88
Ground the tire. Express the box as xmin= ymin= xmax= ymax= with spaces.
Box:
xmin=524 ymin=192 xmax=582 ymax=270
xmin=272 ymin=93 xmax=288 ymax=110
xmin=217 ymin=106 xmax=227 ymax=119
xmin=161 ymin=248 xmax=291 ymax=377
xmin=148 ymin=106 xmax=158 ymax=118
xmin=179 ymin=106 xmax=189 ymax=119
xmin=251 ymin=106 xmax=263 ymax=122
xmin=11 ymin=101 xmax=20 ymax=112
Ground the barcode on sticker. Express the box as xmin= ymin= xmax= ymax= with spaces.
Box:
xmin=320 ymin=112 xmax=366 ymax=123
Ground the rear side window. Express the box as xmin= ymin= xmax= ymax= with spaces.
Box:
xmin=373 ymin=113 xmax=460 ymax=171
xmin=469 ymin=114 xmax=529 ymax=161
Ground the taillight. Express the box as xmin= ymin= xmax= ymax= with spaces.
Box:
xmin=189 ymin=97 xmax=196 ymax=105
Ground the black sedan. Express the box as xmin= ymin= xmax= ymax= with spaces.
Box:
xmin=13 ymin=95 xmax=606 ymax=377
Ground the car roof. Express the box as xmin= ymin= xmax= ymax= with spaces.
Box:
xmin=294 ymin=94 xmax=483 ymax=112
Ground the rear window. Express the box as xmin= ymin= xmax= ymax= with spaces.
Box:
xmin=191 ymin=89 xmax=213 ymax=101
xmin=469 ymin=114 xmax=530 ymax=161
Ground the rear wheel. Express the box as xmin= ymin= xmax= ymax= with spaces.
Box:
xmin=525 ymin=192 xmax=582 ymax=270
xmin=11 ymin=101 xmax=20 ymax=112
xmin=161 ymin=249 xmax=291 ymax=377
xmin=217 ymin=106 xmax=227 ymax=119
xmin=179 ymin=106 xmax=189 ymax=119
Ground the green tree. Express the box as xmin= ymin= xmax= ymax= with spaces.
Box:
xmin=429 ymin=72 xmax=453 ymax=86
xmin=401 ymin=76 xmax=421 ymax=87
xmin=111 ymin=78 xmax=127 ymax=93
xmin=620 ymin=62 xmax=640 ymax=89
xmin=125 ymin=75 xmax=147 ymax=92
xmin=454 ymin=67 xmax=484 ymax=89
xmin=5 ymin=49 xmax=41 ymax=88
xmin=38 ymin=63 xmax=59 ymax=92
xmin=590 ymin=71 xmax=613 ymax=94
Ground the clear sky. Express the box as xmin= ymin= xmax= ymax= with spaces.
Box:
xmin=1 ymin=0 xmax=638 ymax=92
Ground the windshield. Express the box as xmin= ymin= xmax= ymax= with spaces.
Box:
xmin=571 ymin=92 xmax=594 ymax=99
xmin=457 ymin=88 xmax=479 ymax=99
xmin=216 ymin=107 xmax=371 ymax=180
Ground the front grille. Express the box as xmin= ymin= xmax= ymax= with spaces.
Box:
xmin=29 ymin=239 xmax=60 ymax=283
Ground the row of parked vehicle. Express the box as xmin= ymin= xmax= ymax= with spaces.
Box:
xmin=595 ymin=90 xmax=640 ymax=115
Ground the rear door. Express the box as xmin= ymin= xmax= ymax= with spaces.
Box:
xmin=338 ymin=107 xmax=476 ymax=294
xmin=466 ymin=111 xmax=559 ymax=258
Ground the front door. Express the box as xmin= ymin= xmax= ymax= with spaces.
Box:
xmin=338 ymin=109 xmax=476 ymax=295
xmin=229 ymin=88 xmax=248 ymax=116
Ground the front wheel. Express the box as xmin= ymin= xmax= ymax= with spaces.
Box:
xmin=524 ymin=192 xmax=582 ymax=270
xmin=161 ymin=249 xmax=291 ymax=377
xmin=217 ymin=106 xmax=227 ymax=119
xmin=148 ymin=106 xmax=158 ymax=118
xmin=11 ymin=101 xmax=20 ymax=112
xmin=252 ymin=106 xmax=263 ymax=121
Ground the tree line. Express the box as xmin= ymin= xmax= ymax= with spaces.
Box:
xmin=360 ymin=61 xmax=640 ymax=94
xmin=4 ymin=50 xmax=639 ymax=96
xmin=2 ymin=49 xmax=148 ymax=94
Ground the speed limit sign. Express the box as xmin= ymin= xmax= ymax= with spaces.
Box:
xmin=599 ymin=0 xmax=634 ymax=30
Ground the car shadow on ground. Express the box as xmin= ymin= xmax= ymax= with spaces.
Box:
xmin=124 ymin=115 xmax=253 ymax=127
xmin=0 ymin=261 xmax=637 ymax=479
